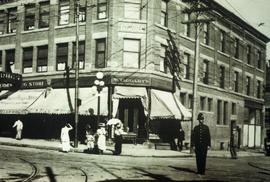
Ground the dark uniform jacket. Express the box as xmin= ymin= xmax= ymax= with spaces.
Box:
xmin=192 ymin=123 xmax=211 ymax=149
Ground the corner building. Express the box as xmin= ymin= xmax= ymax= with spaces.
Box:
xmin=0 ymin=0 xmax=269 ymax=149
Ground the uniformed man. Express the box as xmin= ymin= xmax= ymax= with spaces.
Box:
xmin=192 ymin=113 xmax=211 ymax=175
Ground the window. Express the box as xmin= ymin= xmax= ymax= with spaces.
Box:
xmin=180 ymin=93 xmax=186 ymax=106
xmin=208 ymin=98 xmax=212 ymax=112
xmin=184 ymin=14 xmax=190 ymax=37
xmin=183 ymin=53 xmax=190 ymax=79
xmin=0 ymin=51 xmax=2 ymax=71
xmin=95 ymin=39 xmax=106 ymax=68
xmin=59 ymin=0 xmax=70 ymax=25
xmin=188 ymin=94 xmax=193 ymax=109
xmin=246 ymin=76 xmax=251 ymax=96
xmin=56 ymin=43 xmax=68 ymax=71
xmin=0 ymin=10 xmax=5 ymax=34
xmin=23 ymin=47 xmax=33 ymax=73
xmin=202 ymin=60 xmax=209 ymax=84
xmin=123 ymin=39 xmax=140 ymax=68
xmin=219 ymin=66 xmax=225 ymax=89
xmin=220 ymin=30 xmax=225 ymax=52
xmin=161 ymin=0 xmax=168 ymax=26
xmin=203 ymin=23 xmax=209 ymax=45
xmin=73 ymin=41 xmax=85 ymax=69
xmin=97 ymin=0 xmax=107 ymax=19
xmin=24 ymin=4 xmax=35 ymax=30
xmin=257 ymin=80 xmax=261 ymax=98
xmin=7 ymin=8 xmax=17 ymax=33
xmin=234 ymin=38 xmax=239 ymax=59
xmin=200 ymin=96 xmax=206 ymax=111
xmin=5 ymin=49 xmax=15 ymax=73
xmin=232 ymin=102 xmax=236 ymax=115
xmin=257 ymin=50 xmax=262 ymax=69
xmin=217 ymin=100 xmax=222 ymax=125
xmin=78 ymin=5 xmax=86 ymax=22
xmin=223 ymin=101 xmax=228 ymax=125
xmin=247 ymin=45 xmax=251 ymax=64
xmin=37 ymin=45 xmax=48 ymax=72
xmin=39 ymin=1 xmax=49 ymax=28
xmin=160 ymin=45 xmax=168 ymax=73
xmin=233 ymin=71 xmax=239 ymax=92
xmin=124 ymin=1 xmax=141 ymax=20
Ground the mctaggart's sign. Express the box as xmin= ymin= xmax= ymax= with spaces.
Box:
xmin=0 ymin=71 xmax=22 ymax=89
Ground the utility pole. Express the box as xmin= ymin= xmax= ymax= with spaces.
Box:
xmin=182 ymin=0 xmax=214 ymax=154
xmin=74 ymin=0 xmax=80 ymax=148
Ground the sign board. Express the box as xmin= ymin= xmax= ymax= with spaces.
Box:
xmin=0 ymin=71 xmax=22 ymax=90
xmin=21 ymin=80 xmax=47 ymax=89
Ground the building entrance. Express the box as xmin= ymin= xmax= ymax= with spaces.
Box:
xmin=118 ymin=98 xmax=146 ymax=139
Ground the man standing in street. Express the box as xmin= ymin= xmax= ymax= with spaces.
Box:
xmin=13 ymin=119 xmax=23 ymax=140
xmin=192 ymin=113 xmax=211 ymax=175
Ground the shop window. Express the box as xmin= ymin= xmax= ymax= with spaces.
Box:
xmin=123 ymin=39 xmax=140 ymax=68
xmin=247 ymin=45 xmax=251 ymax=65
xmin=56 ymin=43 xmax=68 ymax=71
xmin=7 ymin=8 xmax=17 ymax=33
xmin=219 ymin=65 xmax=225 ymax=89
xmin=0 ymin=10 xmax=5 ymax=34
xmin=37 ymin=45 xmax=48 ymax=72
xmin=97 ymin=0 xmax=107 ymax=19
xmin=183 ymin=53 xmax=190 ymax=79
xmin=24 ymin=4 xmax=35 ymax=30
xmin=95 ymin=39 xmax=106 ymax=68
xmin=39 ymin=1 xmax=49 ymax=28
xmin=203 ymin=23 xmax=209 ymax=45
xmin=234 ymin=71 xmax=239 ymax=92
xmin=246 ymin=76 xmax=251 ymax=96
xmin=257 ymin=80 xmax=261 ymax=98
xmin=202 ymin=60 xmax=209 ymax=84
xmin=124 ymin=0 xmax=141 ymax=20
xmin=161 ymin=0 xmax=168 ymax=26
xmin=234 ymin=38 xmax=239 ymax=59
xmin=23 ymin=47 xmax=33 ymax=73
xmin=160 ymin=45 xmax=168 ymax=73
xmin=5 ymin=49 xmax=15 ymax=73
xmin=73 ymin=41 xmax=85 ymax=69
xmin=183 ymin=14 xmax=191 ymax=37
xmin=232 ymin=102 xmax=236 ymax=115
xmin=220 ymin=30 xmax=225 ymax=52
xmin=208 ymin=98 xmax=212 ymax=112
xmin=59 ymin=0 xmax=70 ymax=25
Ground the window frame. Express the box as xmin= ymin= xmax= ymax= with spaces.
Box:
xmin=246 ymin=76 xmax=251 ymax=96
xmin=24 ymin=4 xmax=35 ymax=31
xmin=56 ymin=43 xmax=68 ymax=71
xmin=73 ymin=41 xmax=85 ymax=70
xmin=22 ymin=47 xmax=33 ymax=73
xmin=160 ymin=0 xmax=168 ymax=27
xmin=123 ymin=39 xmax=140 ymax=68
xmin=7 ymin=8 xmax=17 ymax=34
xmin=219 ymin=65 xmax=225 ymax=89
xmin=234 ymin=38 xmax=239 ymax=59
xmin=234 ymin=71 xmax=239 ymax=92
xmin=97 ymin=0 xmax=107 ymax=20
xmin=59 ymin=0 xmax=70 ymax=25
xmin=203 ymin=23 xmax=210 ymax=45
xmin=246 ymin=45 xmax=251 ymax=65
xmin=202 ymin=60 xmax=209 ymax=84
xmin=183 ymin=53 xmax=190 ymax=79
xmin=37 ymin=45 xmax=48 ymax=73
xmin=220 ymin=30 xmax=225 ymax=52
xmin=39 ymin=1 xmax=50 ymax=28
xmin=95 ymin=39 xmax=106 ymax=68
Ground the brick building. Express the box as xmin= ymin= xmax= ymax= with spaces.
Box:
xmin=0 ymin=0 xmax=269 ymax=149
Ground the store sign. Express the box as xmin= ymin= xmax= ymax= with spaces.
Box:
xmin=0 ymin=71 xmax=22 ymax=89
xmin=120 ymin=23 xmax=146 ymax=33
xmin=111 ymin=77 xmax=150 ymax=86
xmin=22 ymin=80 xmax=47 ymax=89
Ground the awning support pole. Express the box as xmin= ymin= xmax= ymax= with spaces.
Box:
xmin=146 ymin=87 xmax=151 ymax=142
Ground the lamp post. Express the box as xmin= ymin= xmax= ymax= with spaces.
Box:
xmin=94 ymin=72 xmax=104 ymax=128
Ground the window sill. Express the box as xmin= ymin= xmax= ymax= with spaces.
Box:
xmin=217 ymin=50 xmax=230 ymax=58
xmin=256 ymin=68 xmax=264 ymax=73
xmin=0 ymin=33 xmax=16 ymax=37
xmin=92 ymin=19 xmax=108 ymax=24
xmin=154 ymin=23 xmax=176 ymax=33
xmin=246 ymin=63 xmax=254 ymax=68
xmin=118 ymin=18 xmax=147 ymax=24
xmin=22 ymin=28 xmax=49 ymax=34
xmin=232 ymin=57 xmax=243 ymax=63
xmin=200 ymin=43 xmax=214 ymax=51
xmin=55 ymin=22 xmax=86 ymax=29
xmin=179 ymin=33 xmax=195 ymax=42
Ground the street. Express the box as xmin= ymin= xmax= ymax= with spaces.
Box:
xmin=0 ymin=145 xmax=270 ymax=182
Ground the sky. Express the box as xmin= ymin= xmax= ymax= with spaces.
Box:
xmin=215 ymin=0 xmax=270 ymax=60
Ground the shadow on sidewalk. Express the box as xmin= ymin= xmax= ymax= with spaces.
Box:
xmin=169 ymin=166 xmax=196 ymax=174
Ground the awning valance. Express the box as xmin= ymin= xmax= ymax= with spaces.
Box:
xmin=150 ymin=89 xmax=191 ymax=120
xmin=27 ymin=87 xmax=108 ymax=115
xmin=0 ymin=89 xmax=45 ymax=114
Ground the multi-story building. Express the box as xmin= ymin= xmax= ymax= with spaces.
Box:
xmin=0 ymin=0 xmax=269 ymax=149
xmin=265 ymin=60 xmax=270 ymax=130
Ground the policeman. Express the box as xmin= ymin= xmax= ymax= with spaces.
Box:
xmin=192 ymin=113 xmax=211 ymax=175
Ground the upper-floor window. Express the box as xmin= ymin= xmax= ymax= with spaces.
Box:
xmin=125 ymin=0 xmax=141 ymax=20
xmin=37 ymin=45 xmax=48 ymax=72
xmin=161 ymin=0 xmax=168 ymax=26
xmin=202 ymin=60 xmax=209 ymax=84
xmin=59 ymin=0 xmax=70 ymax=25
xmin=78 ymin=4 xmax=86 ymax=22
xmin=257 ymin=80 xmax=261 ymax=98
xmin=73 ymin=41 xmax=85 ymax=69
xmin=200 ymin=96 xmax=206 ymax=111
xmin=208 ymin=98 xmax=213 ymax=112
xmin=234 ymin=38 xmax=239 ymax=59
xmin=180 ymin=92 xmax=186 ymax=106
xmin=232 ymin=102 xmax=236 ymax=115
xmin=23 ymin=47 xmax=33 ymax=73
xmin=217 ymin=99 xmax=222 ymax=125
xmin=56 ymin=43 xmax=68 ymax=71
xmin=39 ymin=1 xmax=50 ymax=28
xmin=246 ymin=45 xmax=251 ymax=65
xmin=223 ymin=101 xmax=228 ymax=125
xmin=25 ymin=4 xmax=35 ymax=30
xmin=95 ymin=39 xmax=106 ymax=68
xmin=0 ymin=10 xmax=5 ymax=34
xmin=257 ymin=50 xmax=262 ymax=69
xmin=203 ymin=23 xmax=210 ymax=45
xmin=183 ymin=53 xmax=190 ymax=79
xmin=219 ymin=66 xmax=225 ymax=89
xmin=97 ymin=0 xmax=107 ymax=19
xmin=184 ymin=14 xmax=190 ymax=37
xmin=123 ymin=39 xmax=140 ymax=68
xmin=6 ymin=49 xmax=15 ymax=73
xmin=160 ymin=45 xmax=168 ymax=73
xmin=233 ymin=71 xmax=239 ymax=92
xmin=188 ymin=94 xmax=193 ymax=109
xmin=246 ymin=76 xmax=251 ymax=96
xmin=220 ymin=30 xmax=225 ymax=52
xmin=7 ymin=8 xmax=17 ymax=33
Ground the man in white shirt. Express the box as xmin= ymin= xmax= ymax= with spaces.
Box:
xmin=13 ymin=119 xmax=23 ymax=140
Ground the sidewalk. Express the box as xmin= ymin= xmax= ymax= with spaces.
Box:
xmin=0 ymin=137 xmax=265 ymax=158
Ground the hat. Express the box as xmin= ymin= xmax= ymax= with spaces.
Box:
xmin=99 ymin=123 xmax=105 ymax=127
xmin=197 ymin=113 xmax=204 ymax=120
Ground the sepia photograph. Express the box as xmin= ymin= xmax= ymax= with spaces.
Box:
xmin=0 ymin=0 xmax=270 ymax=181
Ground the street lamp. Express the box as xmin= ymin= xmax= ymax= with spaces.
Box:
xmin=94 ymin=72 xmax=105 ymax=128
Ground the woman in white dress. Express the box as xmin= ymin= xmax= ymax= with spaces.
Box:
xmin=96 ymin=123 xmax=106 ymax=154
xmin=60 ymin=123 xmax=73 ymax=152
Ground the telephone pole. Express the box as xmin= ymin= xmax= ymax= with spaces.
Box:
xmin=182 ymin=0 xmax=214 ymax=153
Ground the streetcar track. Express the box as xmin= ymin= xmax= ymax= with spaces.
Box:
xmin=18 ymin=158 xmax=39 ymax=182
xmin=248 ymin=162 xmax=270 ymax=172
